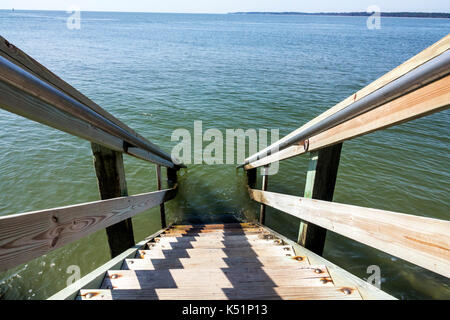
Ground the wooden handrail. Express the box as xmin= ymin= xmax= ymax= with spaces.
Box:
xmin=245 ymin=74 xmax=450 ymax=169
xmin=0 ymin=37 xmax=183 ymax=169
xmin=249 ymin=188 xmax=450 ymax=278
xmin=0 ymin=186 xmax=177 ymax=272
xmin=243 ymin=35 xmax=450 ymax=169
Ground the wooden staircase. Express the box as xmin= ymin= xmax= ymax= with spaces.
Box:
xmin=77 ymin=223 xmax=362 ymax=300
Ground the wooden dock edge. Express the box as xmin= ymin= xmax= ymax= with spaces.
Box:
xmin=258 ymin=224 xmax=396 ymax=300
xmin=47 ymin=227 xmax=169 ymax=300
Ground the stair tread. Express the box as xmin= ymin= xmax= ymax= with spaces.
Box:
xmin=79 ymin=286 xmax=361 ymax=300
xmin=136 ymin=245 xmax=294 ymax=259
xmin=122 ymin=255 xmax=309 ymax=270
xmin=101 ymin=267 xmax=333 ymax=289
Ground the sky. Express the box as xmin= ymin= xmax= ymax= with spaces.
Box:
xmin=1 ymin=0 xmax=449 ymax=14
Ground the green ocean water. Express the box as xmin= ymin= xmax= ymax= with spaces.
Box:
xmin=0 ymin=11 xmax=449 ymax=300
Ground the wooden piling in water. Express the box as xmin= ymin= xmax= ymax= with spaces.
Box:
xmin=259 ymin=166 xmax=269 ymax=225
xmin=156 ymin=165 xmax=166 ymax=228
xmin=297 ymin=143 xmax=342 ymax=255
xmin=91 ymin=143 xmax=135 ymax=258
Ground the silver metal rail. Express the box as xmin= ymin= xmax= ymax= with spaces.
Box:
xmin=0 ymin=55 xmax=184 ymax=168
xmin=242 ymin=50 xmax=450 ymax=166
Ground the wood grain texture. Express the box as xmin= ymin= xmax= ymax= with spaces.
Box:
xmin=244 ymin=35 xmax=450 ymax=166
xmin=101 ymin=267 xmax=333 ymax=289
xmin=136 ymin=245 xmax=295 ymax=259
xmin=298 ymin=144 xmax=342 ymax=255
xmin=250 ymin=189 xmax=450 ymax=277
xmin=79 ymin=286 xmax=361 ymax=300
xmin=259 ymin=224 xmax=395 ymax=300
xmin=0 ymin=188 xmax=176 ymax=272
xmin=91 ymin=143 xmax=135 ymax=258
xmin=122 ymin=255 xmax=309 ymax=270
xmin=48 ymin=228 xmax=169 ymax=300
xmin=67 ymin=223 xmax=385 ymax=300
xmin=245 ymin=74 xmax=450 ymax=169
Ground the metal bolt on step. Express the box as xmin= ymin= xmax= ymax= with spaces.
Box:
xmin=314 ymin=268 xmax=322 ymax=274
xmin=341 ymin=288 xmax=352 ymax=295
xmin=110 ymin=274 xmax=118 ymax=279
xmin=283 ymin=247 xmax=290 ymax=251
xmin=85 ymin=293 xmax=93 ymax=299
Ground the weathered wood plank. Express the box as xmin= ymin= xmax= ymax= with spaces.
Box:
xmin=298 ymin=144 xmax=342 ymax=255
xmin=122 ymin=255 xmax=309 ymax=270
xmin=250 ymin=189 xmax=450 ymax=278
xmin=0 ymin=188 xmax=176 ymax=272
xmin=79 ymin=286 xmax=361 ymax=300
xmin=245 ymin=74 xmax=450 ymax=169
xmin=153 ymin=234 xmax=266 ymax=243
xmin=170 ymin=223 xmax=255 ymax=230
xmin=136 ymin=245 xmax=295 ymax=259
xmin=101 ymin=267 xmax=333 ymax=289
xmin=162 ymin=227 xmax=263 ymax=236
xmin=147 ymin=238 xmax=285 ymax=250
xmin=244 ymin=35 xmax=450 ymax=167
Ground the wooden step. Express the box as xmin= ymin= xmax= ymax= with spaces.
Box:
xmin=147 ymin=238 xmax=285 ymax=250
xmin=80 ymin=286 xmax=361 ymax=300
xmin=122 ymin=255 xmax=310 ymax=270
xmin=136 ymin=245 xmax=295 ymax=259
xmin=170 ymin=223 xmax=256 ymax=230
xmin=101 ymin=267 xmax=334 ymax=290
xmin=153 ymin=234 xmax=270 ymax=243
xmin=164 ymin=227 xmax=263 ymax=234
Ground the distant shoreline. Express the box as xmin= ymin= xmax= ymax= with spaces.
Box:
xmin=228 ymin=12 xmax=450 ymax=18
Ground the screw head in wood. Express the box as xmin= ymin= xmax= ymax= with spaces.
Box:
xmin=110 ymin=274 xmax=118 ymax=279
xmin=85 ymin=293 xmax=93 ymax=299
xmin=341 ymin=288 xmax=352 ymax=295
xmin=314 ymin=268 xmax=322 ymax=274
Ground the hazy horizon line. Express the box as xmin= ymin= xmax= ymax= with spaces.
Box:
xmin=1 ymin=8 xmax=449 ymax=14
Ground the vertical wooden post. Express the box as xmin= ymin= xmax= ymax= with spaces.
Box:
xmin=259 ymin=165 xmax=269 ymax=225
xmin=156 ymin=165 xmax=166 ymax=228
xmin=246 ymin=168 xmax=257 ymax=189
xmin=297 ymin=143 xmax=342 ymax=255
xmin=91 ymin=143 xmax=135 ymax=258
xmin=167 ymin=167 xmax=178 ymax=188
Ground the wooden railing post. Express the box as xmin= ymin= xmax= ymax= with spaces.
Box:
xmin=246 ymin=168 xmax=257 ymax=189
xmin=259 ymin=165 xmax=269 ymax=225
xmin=91 ymin=143 xmax=135 ymax=258
xmin=297 ymin=143 xmax=342 ymax=255
xmin=156 ymin=165 xmax=166 ymax=228
xmin=167 ymin=167 xmax=178 ymax=188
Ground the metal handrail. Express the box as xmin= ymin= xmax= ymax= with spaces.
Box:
xmin=241 ymin=49 xmax=450 ymax=166
xmin=0 ymin=55 xmax=184 ymax=168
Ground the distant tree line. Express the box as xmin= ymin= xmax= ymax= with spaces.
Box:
xmin=229 ymin=12 xmax=450 ymax=18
